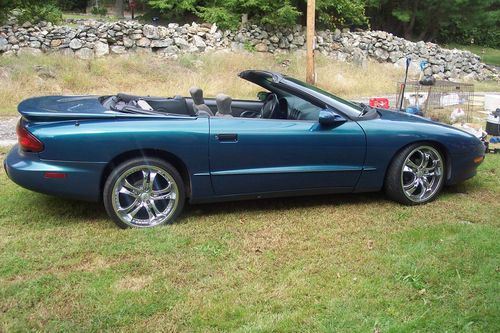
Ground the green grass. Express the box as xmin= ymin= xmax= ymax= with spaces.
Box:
xmin=445 ymin=43 xmax=500 ymax=66
xmin=62 ymin=13 xmax=120 ymax=23
xmin=0 ymin=145 xmax=499 ymax=332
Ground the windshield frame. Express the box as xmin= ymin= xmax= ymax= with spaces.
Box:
xmin=281 ymin=76 xmax=363 ymax=118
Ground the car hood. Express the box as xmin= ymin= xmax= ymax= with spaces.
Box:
xmin=372 ymin=108 xmax=481 ymax=142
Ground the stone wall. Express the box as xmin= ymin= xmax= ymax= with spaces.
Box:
xmin=0 ymin=18 xmax=498 ymax=81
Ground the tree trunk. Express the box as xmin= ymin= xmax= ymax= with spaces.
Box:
xmin=115 ymin=0 xmax=124 ymax=18
xmin=404 ymin=0 xmax=419 ymax=40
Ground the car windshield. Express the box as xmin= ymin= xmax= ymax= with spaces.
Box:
xmin=283 ymin=76 xmax=363 ymax=117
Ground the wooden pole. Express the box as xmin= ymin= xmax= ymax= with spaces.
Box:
xmin=306 ymin=0 xmax=316 ymax=84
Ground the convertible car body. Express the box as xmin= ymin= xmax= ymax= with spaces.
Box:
xmin=4 ymin=70 xmax=485 ymax=228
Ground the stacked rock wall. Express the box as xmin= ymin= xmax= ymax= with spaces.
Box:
xmin=0 ymin=18 xmax=497 ymax=81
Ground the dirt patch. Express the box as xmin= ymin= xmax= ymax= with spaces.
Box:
xmin=114 ymin=275 xmax=153 ymax=292
xmin=0 ymin=117 xmax=18 ymax=145
xmin=241 ymin=226 xmax=290 ymax=254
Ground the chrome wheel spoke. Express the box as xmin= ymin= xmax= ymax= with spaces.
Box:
xmin=119 ymin=186 xmax=138 ymax=198
xmin=150 ymin=200 xmax=163 ymax=216
xmin=145 ymin=204 xmax=155 ymax=220
xmin=123 ymin=178 xmax=141 ymax=194
xmin=153 ymin=192 xmax=176 ymax=200
xmin=406 ymin=159 xmax=420 ymax=171
xmin=141 ymin=170 xmax=150 ymax=190
xmin=148 ymin=171 xmax=158 ymax=191
xmin=152 ymin=183 xmax=172 ymax=196
xmin=118 ymin=199 xmax=140 ymax=214
xmin=404 ymin=179 xmax=419 ymax=194
xmin=403 ymin=165 xmax=416 ymax=174
xmin=421 ymin=177 xmax=432 ymax=190
xmin=418 ymin=151 xmax=430 ymax=168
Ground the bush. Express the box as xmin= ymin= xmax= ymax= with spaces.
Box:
xmin=17 ymin=2 xmax=63 ymax=24
xmin=91 ymin=6 xmax=108 ymax=16
xmin=56 ymin=0 xmax=87 ymax=11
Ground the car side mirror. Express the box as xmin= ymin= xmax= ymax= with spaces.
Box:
xmin=257 ymin=91 xmax=270 ymax=101
xmin=318 ymin=109 xmax=346 ymax=126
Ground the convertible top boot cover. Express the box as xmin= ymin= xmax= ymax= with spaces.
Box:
xmin=189 ymin=87 xmax=213 ymax=116
xmin=215 ymin=94 xmax=233 ymax=117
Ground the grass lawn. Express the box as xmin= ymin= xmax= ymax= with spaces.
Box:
xmin=445 ymin=43 xmax=500 ymax=67
xmin=0 ymin=144 xmax=499 ymax=332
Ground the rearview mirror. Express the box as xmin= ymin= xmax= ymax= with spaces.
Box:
xmin=257 ymin=91 xmax=270 ymax=101
xmin=318 ymin=109 xmax=346 ymax=126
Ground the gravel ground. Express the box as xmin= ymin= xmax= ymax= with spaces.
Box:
xmin=0 ymin=117 xmax=18 ymax=146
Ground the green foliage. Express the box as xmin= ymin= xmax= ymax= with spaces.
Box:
xmin=197 ymin=4 xmax=240 ymax=30
xmin=0 ymin=0 xmax=63 ymax=24
xmin=242 ymin=41 xmax=255 ymax=52
xmin=0 ymin=0 xmax=17 ymax=23
xmin=147 ymin=0 xmax=365 ymax=30
xmin=315 ymin=0 xmax=368 ymax=28
xmin=56 ymin=0 xmax=87 ymax=11
xmin=366 ymin=0 xmax=500 ymax=47
xmin=17 ymin=2 xmax=63 ymax=24
xmin=91 ymin=5 xmax=108 ymax=16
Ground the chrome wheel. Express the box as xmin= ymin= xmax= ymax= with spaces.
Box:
xmin=401 ymin=146 xmax=444 ymax=203
xmin=111 ymin=165 xmax=179 ymax=228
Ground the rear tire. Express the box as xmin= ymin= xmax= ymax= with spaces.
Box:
xmin=103 ymin=157 xmax=185 ymax=228
xmin=385 ymin=144 xmax=445 ymax=205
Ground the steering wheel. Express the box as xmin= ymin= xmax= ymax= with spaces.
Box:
xmin=260 ymin=93 xmax=279 ymax=119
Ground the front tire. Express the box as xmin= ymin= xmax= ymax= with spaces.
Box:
xmin=103 ymin=158 xmax=185 ymax=228
xmin=385 ymin=144 xmax=445 ymax=205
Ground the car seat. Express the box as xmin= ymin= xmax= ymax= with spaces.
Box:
xmin=189 ymin=87 xmax=214 ymax=116
xmin=215 ymin=94 xmax=233 ymax=117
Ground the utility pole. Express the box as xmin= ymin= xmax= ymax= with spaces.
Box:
xmin=306 ymin=0 xmax=316 ymax=84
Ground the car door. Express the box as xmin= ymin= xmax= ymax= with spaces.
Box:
xmin=209 ymin=116 xmax=366 ymax=196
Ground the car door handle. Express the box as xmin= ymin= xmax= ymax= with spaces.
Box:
xmin=216 ymin=133 xmax=238 ymax=142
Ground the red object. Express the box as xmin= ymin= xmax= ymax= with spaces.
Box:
xmin=44 ymin=172 xmax=67 ymax=179
xmin=369 ymin=98 xmax=390 ymax=109
xmin=16 ymin=121 xmax=44 ymax=152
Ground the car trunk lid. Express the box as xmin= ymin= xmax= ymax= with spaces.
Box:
xmin=18 ymin=96 xmax=117 ymax=121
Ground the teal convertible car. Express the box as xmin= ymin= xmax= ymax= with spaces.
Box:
xmin=4 ymin=70 xmax=485 ymax=228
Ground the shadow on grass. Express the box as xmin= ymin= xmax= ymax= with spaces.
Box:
xmin=27 ymin=181 xmax=477 ymax=227
xmin=181 ymin=191 xmax=386 ymax=220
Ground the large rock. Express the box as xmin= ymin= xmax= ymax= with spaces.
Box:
xmin=123 ymin=37 xmax=134 ymax=48
xmin=17 ymin=47 xmax=42 ymax=55
xmin=374 ymin=48 xmax=389 ymax=61
xmin=75 ymin=47 xmax=94 ymax=60
xmin=151 ymin=39 xmax=173 ymax=48
xmin=174 ymin=37 xmax=189 ymax=50
xmin=110 ymin=45 xmax=127 ymax=54
xmin=136 ymin=37 xmax=151 ymax=47
xmin=192 ymin=35 xmax=206 ymax=50
xmin=143 ymin=25 xmax=159 ymax=39
xmin=94 ymin=41 xmax=109 ymax=57
xmin=0 ymin=37 xmax=8 ymax=52
xmin=255 ymin=43 xmax=268 ymax=52
xmin=69 ymin=38 xmax=83 ymax=50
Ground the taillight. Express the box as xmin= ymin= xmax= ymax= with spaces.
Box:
xmin=16 ymin=120 xmax=44 ymax=152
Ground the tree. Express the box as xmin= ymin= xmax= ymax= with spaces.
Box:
xmin=366 ymin=0 xmax=500 ymax=46
xmin=115 ymin=0 xmax=124 ymax=17
xmin=0 ymin=0 xmax=18 ymax=22
xmin=146 ymin=0 xmax=367 ymax=30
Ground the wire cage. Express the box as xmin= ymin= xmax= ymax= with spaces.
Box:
xmin=395 ymin=80 xmax=474 ymax=123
